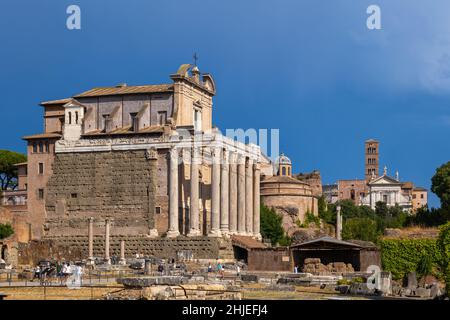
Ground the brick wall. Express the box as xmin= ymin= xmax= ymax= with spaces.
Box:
xmin=248 ymin=248 xmax=292 ymax=271
xmin=44 ymin=150 xmax=160 ymax=237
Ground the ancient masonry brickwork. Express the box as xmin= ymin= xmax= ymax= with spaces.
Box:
xmin=44 ymin=150 xmax=160 ymax=237
xmin=18 ymin=236 xmax=220 ymax=265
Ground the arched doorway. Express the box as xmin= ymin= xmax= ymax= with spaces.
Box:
xmin=1 ymin=245 xmax=8 ymax=261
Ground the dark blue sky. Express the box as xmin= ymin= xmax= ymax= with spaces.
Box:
xmin=0 ymin=1 xmax=449 ymax=207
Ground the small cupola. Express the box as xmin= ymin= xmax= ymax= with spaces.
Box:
xmin=276 ymin=153 xmax=292 ymax=177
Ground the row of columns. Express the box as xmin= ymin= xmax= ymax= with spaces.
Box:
xmin=88 ymin=218 xmax=125 ymax=265
xmin=167 ymin=147 xmax=261 ymax=238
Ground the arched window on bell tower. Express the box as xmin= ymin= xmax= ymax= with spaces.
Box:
xmin=277 ymin=153 xmax=292 ymax=177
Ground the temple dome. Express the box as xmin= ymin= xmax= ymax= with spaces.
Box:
xmin=276 ymin=153 xmax=292 ymax=165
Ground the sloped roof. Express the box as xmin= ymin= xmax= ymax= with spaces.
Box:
xmin=40 ymin=98 xmax=71 ymax=106
xmin=290 ymin=236 xmax=363 ymax=249
xmin=232 ymin=235 xmax=267 ymax=250
xmin=74 ymin=84 xmax=173 ymax=98
xmin=402 ymin=182 xmax=414 ymax=189
xmin=22 ymin=133 xmax=61 ymax=140
xmin=368 ymin=174 xmax=402 ymax=186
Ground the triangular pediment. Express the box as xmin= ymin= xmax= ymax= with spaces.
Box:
xmin=63 ymin=98 xmax=85 ymax=108
xmin=369 ymin=175 xmax=402 ymax=185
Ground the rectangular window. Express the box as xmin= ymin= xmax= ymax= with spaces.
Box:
xmin=33 ymin=142 xmax=37 ymax=153
xmin=155 ymin=206 xmax=161 ymax=214
xmin=38 ymin=189 xmax=44 ymax=200
xmin=130 ymin=112 xmax=139 ymax=132
xmin=38 ymin=162 xmax=44 ymax=175
xmin=421 ymin=194 xmax=424 ymax=199
xmin=193 ymin=109 xmax=202 ymax=131
xmin=71 ymin=193 xmax=78 ymax=199
xmin=103 ymin=114 xmax=110 ymax=132
xmin=45 ymin=141 xmax=49 ymax=153
xmin=157 ymin=111 xmax=167 ymax=126
xmin=39 ymin=142 xmax=44 ymax=153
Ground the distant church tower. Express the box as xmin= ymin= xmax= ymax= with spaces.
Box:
xmin=365 ymin=139 xmax=379 ymax=181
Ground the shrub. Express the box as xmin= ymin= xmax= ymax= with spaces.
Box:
xmin=416 ymin=254 xmax=433 ymax=277
xmin=260 ymin=205 xmax=291 ymax=246
xmin=380 ymin=239 xmax=443 ymax=280
xmin=342 ymin=217 xmax=381 ymax=243
xmin=0 ymin=223 xmax=14 ymax=240
xmin=437 ymin=222 xmax=450 ymax=295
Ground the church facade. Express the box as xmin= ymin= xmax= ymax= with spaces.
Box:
xmin=17 ymin=63 xmax=268 ymax=240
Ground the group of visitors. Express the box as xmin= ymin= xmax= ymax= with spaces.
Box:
xmin=33 ymin=261 xmax=84 ymax=284
xmin=207 ymin=260 xmax=227 ymax=279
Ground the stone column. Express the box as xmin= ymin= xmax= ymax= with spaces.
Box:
xmin=188 ymin=147 xmax=201 ymax=237
xmin=253 ymin=163 xmax=261 ymax=239
xmin=336 ymin=206 xmax=342 ymax=240
xmin=119 ymin=240 xmax=126 ymax=265
xmin=245 ymin=158 xmax=254 ymax=235
xmin=88 ymin=217 xmax=94 ymax=263
xmin=167 ymin=147 xmax=180 ymax=238
xmin=220 ymin=150 xmax=230 ymax=235
xmin=105 ymin=219 xmax=111 ymax=264
xmin=229 ymin=153 xmax=238 ymax=234
xmin=209 ymin=147 xmax=221 ymax=237
xmin=237 ymin=155 xmax=246 ymax=235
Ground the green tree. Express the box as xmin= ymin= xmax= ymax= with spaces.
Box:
xmin=0 ymin=150 xmax=27 ymax=190
xmin=318 ymin=196 xmax=327 ymax=216
xmin=0 ymin=223 xmax=14 ymax=240
xmin=407 ymin=207 xmax=450 ymax=227
xmin=342 ymin=217 xmax=381 ymax=243
xmin=432 ymin=161 xmax=450 ymax=210
xmin=437 ymin=221 xmax=450 ymax=296
xmin=339 ymin=199 xmax=361 ymax=219
xmin=375 ymin=201 xmax=389 ymax=218
xmin=318 ymin=200 xmax=336 ymax=225
xmin=260 ymin=205 xmax=290 ymax=246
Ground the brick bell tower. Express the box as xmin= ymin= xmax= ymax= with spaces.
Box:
xmin=365 ymin=139 xmax=379 ymax=181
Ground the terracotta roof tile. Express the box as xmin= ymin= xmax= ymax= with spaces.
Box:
xmin=231 ymin=235 xmax=267 ymax=249
xmin=22 ymin=133 xmax=61 ymax=140
xmin=40 ymin=98 xmax=71 ymax=106
xmin=74 ymin=84 xmax=174 ymax=98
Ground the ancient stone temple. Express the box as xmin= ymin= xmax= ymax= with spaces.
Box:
xmin=14 ymin=63 xmax=268 ymax=260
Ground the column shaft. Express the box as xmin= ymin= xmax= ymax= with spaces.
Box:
xmin=209 ymin=148 xmax=221 ymax=237
xmin=229 ymin=153 xmax=238 ymax=234
xmin=88 ymin=217 xmax=94 ymax=261
xmin=237 ymin=156 xmax=246 ymax=234
xmin=167 ymin=147 xmax=180 ymax=237
xmin=253 ymin=163 xmax=261 ymax=239
xmin=105 ymin=219 xmax=111 ymax=264
xmin=245 ymin=159 xmax=254 ymax=234
xmin=220 ymin=150 xmax=229 ymax=234
xmin=119 ymin=240 xmax=126 ymax=265
xmin=188 ymin=147 xmax=201 ymax=236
